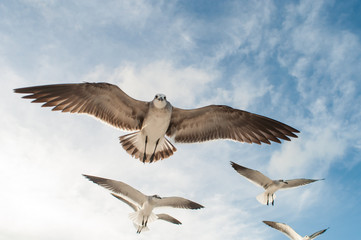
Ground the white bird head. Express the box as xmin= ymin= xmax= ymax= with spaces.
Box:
xmin=278 ymin=179 xmax=288 ymax=184
xmin=152 ymin=194 xmax=162 ymax=199
xmin=153 ymin=94 xmax=168 ymax=108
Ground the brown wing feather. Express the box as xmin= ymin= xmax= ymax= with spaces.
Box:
xmin=166 ymin=105 xmax=299 ymax=144
xmin=83 ymin=174 xmax=147 ymax=206
xmin=155 ymin=197 xmax=204 ymax=210
xmin=14 ymin=82 xmax=149 ymax=131
xmin=281 ymin=178 xmax=324 ymax=189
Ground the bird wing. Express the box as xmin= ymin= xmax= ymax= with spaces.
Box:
xmin=230 ymin=162 xmax=273 ymax=189
xmin=110 ymin=193 xmax=139 ymax=211
xmin=154 ymin=197 xmax=204 ymax=210
xmin=263 ymin=221 xmax=302 ymax=240
xmin=156 ymin=214 xmax=182 ymax=225
xmin=308 ymin=228 xmax=328 ymax=239
xmin=14 ymin=82 xmax=149 ymax=131
xmin=281 ymin=179 xmax=324 ymax=190
xmin=83 ymin=174 xmax=147 ymax=206
xmin=166 ymin=105 xmax=299 ymax=144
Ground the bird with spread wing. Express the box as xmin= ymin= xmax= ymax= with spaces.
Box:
xmin=83 ymin=174 xmax=203 ymax=233
xmin=231 ymin=162 xmax=324 ymax=206
xmin=263 ymin=221 xmax=328 ymax=240
xmin=15 ymin=82 xmax=299 ymax=163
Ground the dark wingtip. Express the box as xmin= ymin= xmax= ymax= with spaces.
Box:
xmin=263 ymin=220 xmax=271 ymax=225
xmin=230 ymin=161 xmax=243 ymax=171
xmin=82 ymin=174 xmax=96 ymax=183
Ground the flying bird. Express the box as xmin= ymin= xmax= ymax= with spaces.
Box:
xmin=14 ymin=82 xmax=299 ymax=163
xmin=230 ymin=162 xmax=323 ymax=206
xmin=263 ymin=221 xmax=328 ymax=240
xmin=110 ymin=193 xmax=181 ymax=233
xmin=83 ymin=174 xmax=203 ymax=233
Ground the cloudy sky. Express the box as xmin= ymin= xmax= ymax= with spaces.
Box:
xmin=1 ymin=0 xmax=361 ymax=239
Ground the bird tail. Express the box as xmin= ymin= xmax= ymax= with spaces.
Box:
xmin=256 ymin=192 xmax=276 ymax=205
xmin=128 ymin=211 xmax=157 ymax=227
xmin=119 ymin=132 xmax=177 ymax=163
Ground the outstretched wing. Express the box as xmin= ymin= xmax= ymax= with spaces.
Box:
xmin=231 ymin=162 xmax=272 ymax=189
xmin=309 ymin=228 xmax=328 ymax=239
xmin=156 ymin=214 xmax=182 ymax=225
xmin=83 ymin=174 xmax=147 ymax=206
xmin=281 ymin=179 xmax=324 ymax=190
xmin=14 ymin=82 xmax=149 ymax=131
xmin=167 ymin=105 xmax=299 ymax=144
xmin=110 ymin=193 xmax=139 ymax=211
xmin=154 ymin=197 xmax=204 ymax=210
xmin=263 ymin=221 xmax=302 ymax=240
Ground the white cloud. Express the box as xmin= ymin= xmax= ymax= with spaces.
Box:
xmin=82 ymin=61 xmax=217 ymax=107
xmin=1 ymin=0 xmax=361 ymax=239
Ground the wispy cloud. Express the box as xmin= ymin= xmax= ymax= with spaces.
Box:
xmin=1 ymin=0 xmax=361 ymax=239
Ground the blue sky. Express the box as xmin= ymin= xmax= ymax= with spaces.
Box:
xmin=1 ymin=0 xmax=361 ymax=239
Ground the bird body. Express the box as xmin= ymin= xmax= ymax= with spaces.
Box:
xmin=14 ymin=82 xmax=300 ymax=163
xmin=263 ymin=221 xmax=328 ymax=240
xmin=231 ymin=162 xmax=323 ymax=205
xmin=83 ymin=174 xmax=203 ymax=233
xmin=119 ymin=95 xmax=175 ymax=162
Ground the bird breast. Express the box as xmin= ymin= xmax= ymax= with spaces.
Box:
xmin=142 ymin=103 xmax=172 ymax=140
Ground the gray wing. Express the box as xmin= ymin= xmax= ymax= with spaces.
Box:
xmin=83 ymin=174 xmax=147 ymax=206
xmin=14 ymin=82 xmax=149 ymax=131
xmin=309 ymin=228 xmax=328 ymax=239
xmin=110 ymin=193 xmax=139 ymax=211
xmin=154 ymin=197 xmax=204 ymax=210
xmin=263 ymin=221 xmax=302 ymax=240
xmin=281 ymin=179 xmax=324 ymax=190
xmin=156 ymin=214 xmax=182 ymax=225
xmin=166 ymin=105 xmax=299 ymax=144
xmin=231 ymin=162 xmax=273 ymax=189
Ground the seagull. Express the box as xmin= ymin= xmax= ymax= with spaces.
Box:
xmin=263 ymin=221 xmax=328 ymax=240
xmin=83 ymin=174 xmax=203 ymax=233
xmin=14 ymin=82 xmax=299 ymax=163
xmin=110 ymin=193 xmax=181 ymax=233
xmin=230 ymin=162 xmax=323 ymax=206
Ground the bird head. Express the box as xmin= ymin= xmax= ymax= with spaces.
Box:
xmin=152 ymin=194 xmax=162 ymax=199
xmin=153 ymin=94 xmax=168 ymax=108
xmin=279 ymin=179 xmax=288 ymax=184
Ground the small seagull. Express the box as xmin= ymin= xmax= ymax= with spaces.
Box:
xmin=230 ymin=162 xmax=323 ymax=206
xmin=263 ymin=221 xmax=328 ymax=240
xmin=14 ymin=82 xmax=299 ymax=163
xmin=110 ymin=193 xmax=181 ymax=233
xmin=83 ymin=174 xmax=203 ymax=233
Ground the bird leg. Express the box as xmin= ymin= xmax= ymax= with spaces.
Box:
xmin=149 ymin=139 xmax=160 ymax=163
xmin=272 ymin=194 xmax=274 ymax=206
xmin=143 ymin=136 xmax=148 ymax=163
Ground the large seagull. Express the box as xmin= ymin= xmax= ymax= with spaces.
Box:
xmin=230 ymin=162 xmax=323 ymax=206
xmin=14 ymin=82 xmax=299 ymax=163
xmin=263 ymin=221 xmax=328 ymax=240
xmin=83 ymin=174 xmax=203 ymax=233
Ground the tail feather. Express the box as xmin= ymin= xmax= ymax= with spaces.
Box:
xmin=128 ymin=211 xmax=157 ymax=227
xmin=256 ymin=192 xmax=276 ymax=205
xmin=119 ymin=132 xmax=177 ymax=163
